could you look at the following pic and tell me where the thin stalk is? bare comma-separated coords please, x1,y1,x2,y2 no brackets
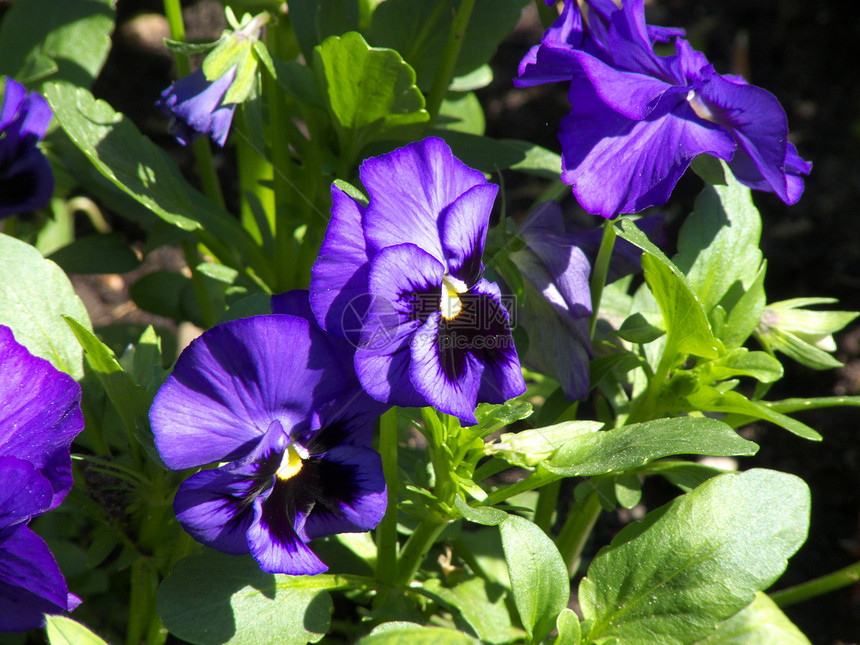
589,218,617,339
771,560,860,607
425,0,478,124
555,487,602,575
376,408,399,586
533,479,560,533
162,0,225,209
265,21,298,291
394,519,448,586
181,241,217,328
486,470,559,506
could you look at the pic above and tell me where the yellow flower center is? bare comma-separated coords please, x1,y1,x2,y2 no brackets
440,275,467,321
276,444,304,481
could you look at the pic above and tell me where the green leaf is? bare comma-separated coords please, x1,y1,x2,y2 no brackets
614,312,665,344
359,624,481,644
44,83,272,286
486,420,604,469
720,261,766,349
129,270,191,322
635,460,728,494
47,233,141,275
614,472,642,510
685,387,822,441
420,575,513,644
158,552,343,645
675,167,764,324
64,317,151,438
450,65,493,91
0,0,114,88
697,348,783,384
580,469,810,644
693,593,811,645
472,399,534,438
553,608,581,645
267,55,324,107
454,495,508,526
0,232,91,379
45,616,110,645
499,514,569,643
431,130,562,178
370,0,528,91
542,417,757,477
437,91,485,135
313,32,429,160
641,253,720,360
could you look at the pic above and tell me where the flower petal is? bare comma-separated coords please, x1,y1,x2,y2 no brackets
0,144,55,218
248,489,327,575
151,315,344,470
409,310,482,424
559,79,735,216
0,78,27,133
362,137,488,262
695,67,810,204
156,67,237,147
440,183,498,284
410,280,525,425
0,525,71,631
0,326,83,509
0,457,52,530
353,243,445,406
309,185,376,342
299,445,386,541
173,467,257,555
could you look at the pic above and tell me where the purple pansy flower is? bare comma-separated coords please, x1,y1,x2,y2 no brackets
0,78,54,218
0,325,83,631
310,137,526,425
509,203,665,399
156,67,238,147
150,297,387,575
516,0,810,217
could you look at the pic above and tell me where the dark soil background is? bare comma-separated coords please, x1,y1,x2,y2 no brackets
64,0,860,642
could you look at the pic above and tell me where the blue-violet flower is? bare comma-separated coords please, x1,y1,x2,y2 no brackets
516,0,810,217
0,78,54,218
156,67,238,147
0,325,83,631
310,137,526,425
150,298,387,575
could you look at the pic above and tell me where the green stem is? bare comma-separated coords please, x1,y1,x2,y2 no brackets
394,519,448,586
162,0,225,209
181,241,217,328
486,471,559,506
626,349,673,424
533,479,560,533
425,0,477,124
265,22,298,291
771,560,860,607
376,408,399,586
589,218,617,339
555,487,602,575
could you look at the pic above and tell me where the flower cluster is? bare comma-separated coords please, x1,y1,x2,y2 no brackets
517,0,810,217
0,78,54,218
151,139,528,571
0,326,83,631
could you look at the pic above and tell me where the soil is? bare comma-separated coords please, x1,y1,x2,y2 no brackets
74,0,860,642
